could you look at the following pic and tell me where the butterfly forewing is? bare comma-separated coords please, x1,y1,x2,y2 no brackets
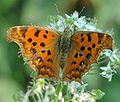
7,26,60,79
63,31,113,82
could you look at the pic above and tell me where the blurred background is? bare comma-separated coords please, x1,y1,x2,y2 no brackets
0,0,120,102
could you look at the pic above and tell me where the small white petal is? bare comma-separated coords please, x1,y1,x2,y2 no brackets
80,93,96,102
58,92,62,100
65,14,70,18
72,11,79,19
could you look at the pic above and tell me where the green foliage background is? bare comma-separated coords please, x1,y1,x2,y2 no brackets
0,0,120,102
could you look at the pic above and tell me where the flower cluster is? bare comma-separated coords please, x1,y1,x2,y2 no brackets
14,79,105,102
48,11,101,34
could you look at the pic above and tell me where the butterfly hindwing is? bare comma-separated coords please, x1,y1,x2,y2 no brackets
7,26,60,79
63,31,113,82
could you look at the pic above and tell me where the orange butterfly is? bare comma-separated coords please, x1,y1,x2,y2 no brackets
7,26,113,82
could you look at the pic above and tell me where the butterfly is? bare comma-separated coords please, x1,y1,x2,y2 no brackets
7,26,113,82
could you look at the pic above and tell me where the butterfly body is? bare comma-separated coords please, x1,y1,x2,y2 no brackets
59,33,72,68
7,26,113,82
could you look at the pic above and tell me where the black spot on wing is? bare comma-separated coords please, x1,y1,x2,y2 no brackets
41,50,45,53
86,53,91,59
81,34,83,37
32,42,37,46
46,30,48,34
79,53,83,56
76,68,80,71
81,38,84,42
72,61,77,65
37,57,43,62
20,27,27,38
92,43,96,48
34,30,40,37
47,50,51,55
40,42,45,47
87,34,91,42
47,58,53,63
98,33,104,44
75,37,78,40
43,34,47,39
74,53,78,58
52,35,55,37
87,47,91,51
79,61,84,66
27,38,32,43
80,46,85,51
98,39,101,44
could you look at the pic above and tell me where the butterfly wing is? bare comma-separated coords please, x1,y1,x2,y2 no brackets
63,31,113,82
7,26,60,79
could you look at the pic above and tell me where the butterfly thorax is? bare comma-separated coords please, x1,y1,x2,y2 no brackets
59,34,71,68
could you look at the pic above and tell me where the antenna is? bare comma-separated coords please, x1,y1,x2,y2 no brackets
78,6,85,17
54,4,60,15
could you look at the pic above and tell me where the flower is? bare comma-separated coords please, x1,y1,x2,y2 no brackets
104,49,120,62
72,92,96,102
100,62,117,81
72,93,81,102
35,78,45,91
90,89,105,100
45,85,55,95
79,93,96,102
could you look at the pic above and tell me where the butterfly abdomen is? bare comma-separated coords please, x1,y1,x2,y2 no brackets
59,35,71,68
